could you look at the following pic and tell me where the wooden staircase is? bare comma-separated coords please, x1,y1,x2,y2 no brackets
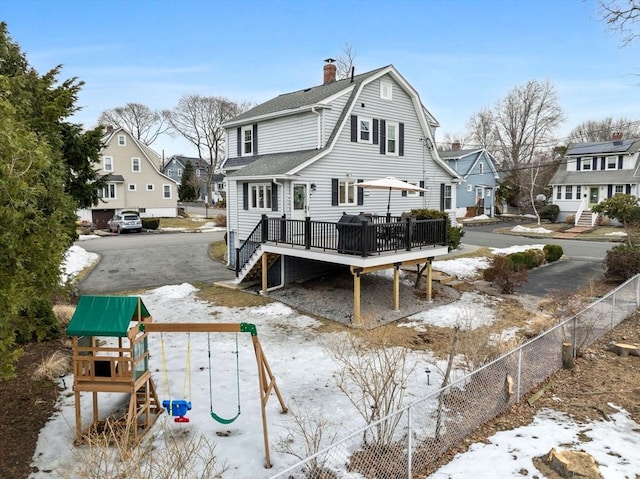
576,210,594,227
239,250,280,283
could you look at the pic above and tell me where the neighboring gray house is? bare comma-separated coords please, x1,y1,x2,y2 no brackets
439,144,500,218
549,134,640,224
221,61,461,322
163,155,225,203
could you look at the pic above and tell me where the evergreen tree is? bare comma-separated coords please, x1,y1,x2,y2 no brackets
0,22,99,378
178,161,198,202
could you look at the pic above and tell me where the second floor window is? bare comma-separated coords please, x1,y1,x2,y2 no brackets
582,158,591,170
100,184,116,199
386,122,398,155
359,118,372,143
131,157,140,172
479,162,484,174
103,156,113,172
243,126,253,155
607,156,617,169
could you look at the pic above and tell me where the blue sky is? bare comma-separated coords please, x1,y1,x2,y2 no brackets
2,0,639,156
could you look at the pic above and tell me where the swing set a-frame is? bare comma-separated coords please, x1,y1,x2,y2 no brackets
66,295,288,468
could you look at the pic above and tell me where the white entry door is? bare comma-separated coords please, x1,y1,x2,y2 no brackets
292,184,307,221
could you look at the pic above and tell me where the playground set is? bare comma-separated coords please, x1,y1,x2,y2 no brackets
66,295,288,468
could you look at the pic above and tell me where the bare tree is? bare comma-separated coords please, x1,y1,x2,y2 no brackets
163,95,250,207
98,103,168,145
336,43,356,80
568,117,640,142
599,0,640,45
437,132,466,151
466,107,498,151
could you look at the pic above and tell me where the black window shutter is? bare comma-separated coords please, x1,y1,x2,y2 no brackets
618,155,623,169
601,157,606,170
237,127,242,156
253,124,258,155
576,158,581,171
357,179,364,205
419,180,425,197
626,184,631,194
271,183,277,211
379,119,386,154
242,183,249,210
592,157,597,170
607,184,613,198
399,123,405,156
440,183,445,211
331,178,338,205
402,179,408,197
350,115,358,142
373,119,379,145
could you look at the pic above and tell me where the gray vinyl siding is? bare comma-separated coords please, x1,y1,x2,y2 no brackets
257,114,317,153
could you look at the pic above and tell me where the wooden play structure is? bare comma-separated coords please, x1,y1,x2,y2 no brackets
67,295,288,468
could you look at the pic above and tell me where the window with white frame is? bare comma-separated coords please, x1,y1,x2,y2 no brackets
100,183,116,199
339,179,357,205
443,185,452,210
177,168,182,177
467,184,473,192
163,184,171,199
565,185,573,200
242,126,253,155
128,184,136,191
406,181,419,197
615,185,624,194
146,184,154,191
131,157,140,172
479,162,484,174
250,183,272,210
358,118,372,143
117,135,126,146
576,185,582,199
556,186,561,200
167,168,173,176
196,169,200,177
380,81,392,100
582,158,591,170
607,156,617,169
103,156,113,172
386,121,398,155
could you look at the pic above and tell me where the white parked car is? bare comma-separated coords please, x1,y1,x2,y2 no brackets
107,213,142,234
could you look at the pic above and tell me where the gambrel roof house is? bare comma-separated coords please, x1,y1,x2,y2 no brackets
439,144,500,218
221,60,462,323
76,127,178,230
549,134,640,225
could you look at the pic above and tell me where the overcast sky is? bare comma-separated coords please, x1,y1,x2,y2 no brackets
2,0,639,157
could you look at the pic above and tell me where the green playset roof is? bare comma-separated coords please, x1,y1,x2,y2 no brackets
66,296,151,337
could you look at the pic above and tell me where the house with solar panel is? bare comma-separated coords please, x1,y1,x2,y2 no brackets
548,133,640,225
219,60,463,324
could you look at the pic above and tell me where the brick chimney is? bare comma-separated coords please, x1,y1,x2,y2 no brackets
323,58,337,85
612,131,623,141
451,141,461,151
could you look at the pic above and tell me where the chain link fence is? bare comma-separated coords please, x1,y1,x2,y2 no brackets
270,275,640,479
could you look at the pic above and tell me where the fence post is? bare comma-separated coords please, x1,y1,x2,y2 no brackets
407,407,412,479
280,214,286,243
516,349,522,402
261,214,268,243
235,248,240,277
304,217,311,249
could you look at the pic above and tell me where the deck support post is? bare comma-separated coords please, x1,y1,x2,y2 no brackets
426,258,433,302
261,253,268,294
393,262,401,311
352,267,362,326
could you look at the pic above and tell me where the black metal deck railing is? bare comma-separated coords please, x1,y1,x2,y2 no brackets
235,214,448,276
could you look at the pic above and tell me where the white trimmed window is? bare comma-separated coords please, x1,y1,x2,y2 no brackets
250,184,272,210
117,135,126,146
565,185,573,200
380,81,392,100
242,126,253,156
479,162,484,174
131,157,141,172
581,158,591,170
358,118,372,143
128,184,136,191
146,184,154,191
100,183,116,199
406,181,419,197
467,184,473,192
163,184,172,199
339,179,357,205
556,186,562,200
386,121,398,155
103,156,113,172
576,185,582,199
607,156,617,169
443,185,452,210
615,185,624,194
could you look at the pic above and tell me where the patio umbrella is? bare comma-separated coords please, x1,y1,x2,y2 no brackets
357,176,427,217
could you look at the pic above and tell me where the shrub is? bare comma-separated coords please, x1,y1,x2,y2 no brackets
215,214,227,227
538,204,559,222
507,252,531,269
525,248,546,267
488,255,528,294
142,218,160,230
543,244,564,262
15,298,61,344
604,244,640,281
596,215,611,227
565,214,575,225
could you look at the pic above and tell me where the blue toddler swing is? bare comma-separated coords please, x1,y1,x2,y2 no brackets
160,332,192,422
207,332,241,424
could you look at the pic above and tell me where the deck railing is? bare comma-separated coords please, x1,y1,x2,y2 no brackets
235,214,448,276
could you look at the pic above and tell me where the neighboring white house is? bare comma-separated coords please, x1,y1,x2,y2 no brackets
549,134,640,225
77,127,179,229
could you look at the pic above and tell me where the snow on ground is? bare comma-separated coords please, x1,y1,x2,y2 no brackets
606,231,627,236
31,245,640,479
511,225,553,234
